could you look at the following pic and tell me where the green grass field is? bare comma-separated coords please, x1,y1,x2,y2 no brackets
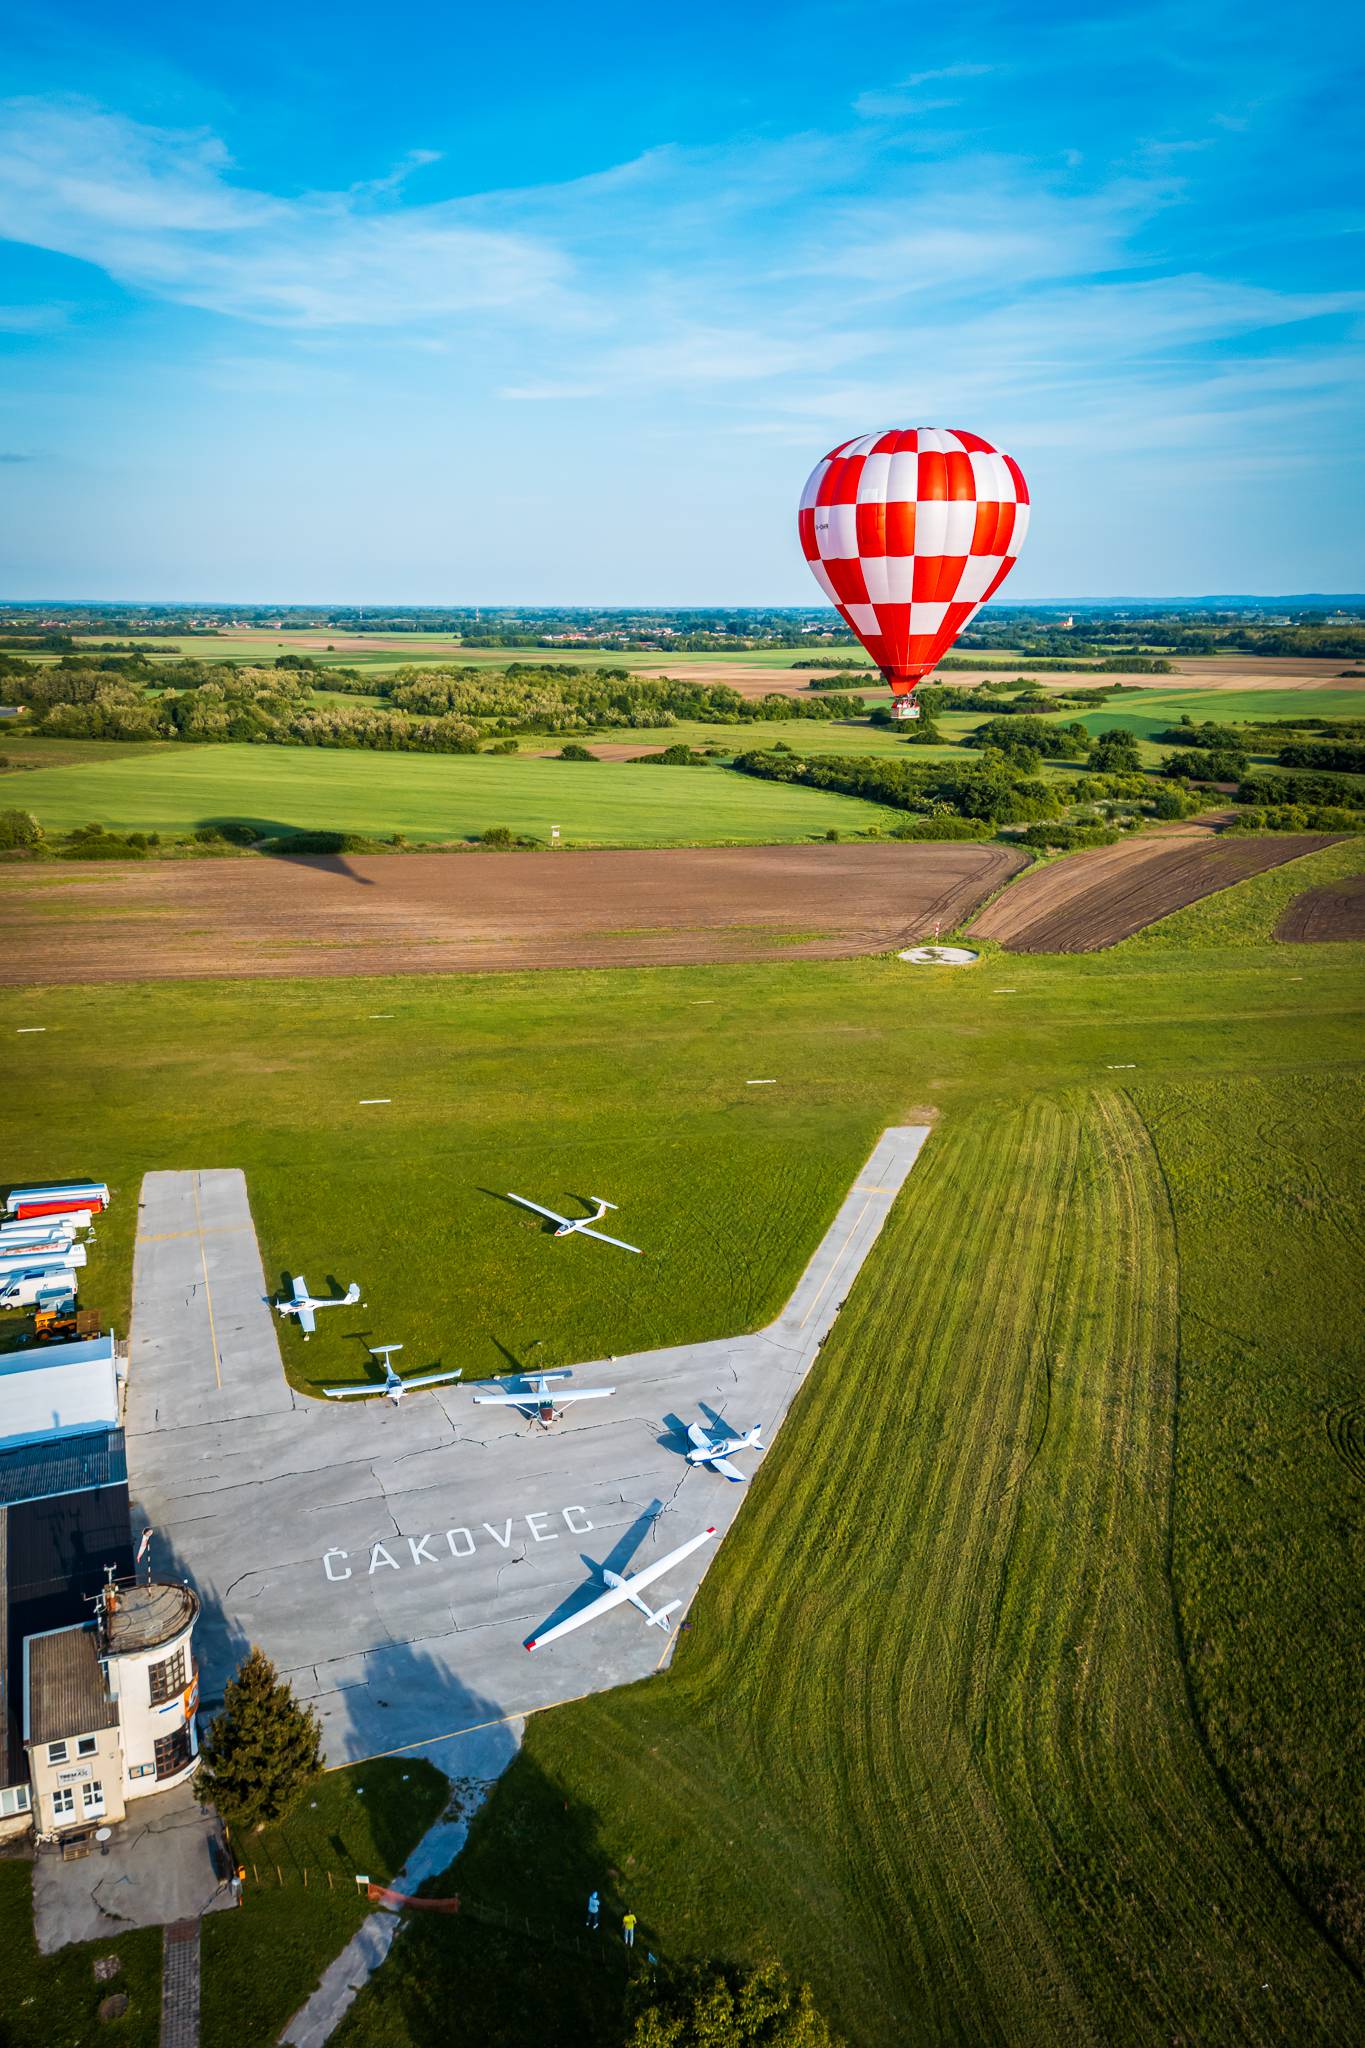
0,740,909,847
337,1077,1365,2048
0,840,1362,2043
199,1759,446,2048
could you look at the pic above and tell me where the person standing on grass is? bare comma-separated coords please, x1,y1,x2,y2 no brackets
623,1909,637,1948
586,1889,600,1931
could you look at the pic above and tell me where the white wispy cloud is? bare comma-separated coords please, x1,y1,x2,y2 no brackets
0,96,571,327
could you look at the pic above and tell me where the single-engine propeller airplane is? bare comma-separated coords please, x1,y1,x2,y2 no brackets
504,1193,642,1255
323,1343,463,1404
473,1370,615,1426
277,1276,361,1338
525,1524,717,1651
686,1421,762,1482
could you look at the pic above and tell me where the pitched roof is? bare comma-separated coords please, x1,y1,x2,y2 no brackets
24,1625,118,1746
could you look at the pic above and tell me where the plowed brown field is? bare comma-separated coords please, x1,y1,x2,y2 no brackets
1275,873,1365,943
970,831,1343,952
0,840,1025,985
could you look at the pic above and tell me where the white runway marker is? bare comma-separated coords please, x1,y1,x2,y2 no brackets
1106,1064,1137,1070
993,988,1017,993
358,1098,392,1105
368,1014,394,1019
15,1027,46,1034
746,1079,777,1086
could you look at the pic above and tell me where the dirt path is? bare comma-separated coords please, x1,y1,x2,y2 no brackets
1275,874,1365,943
0,841,1025,985
971,830,1344,953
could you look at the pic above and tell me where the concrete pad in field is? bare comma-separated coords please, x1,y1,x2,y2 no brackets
126,1133,928,1767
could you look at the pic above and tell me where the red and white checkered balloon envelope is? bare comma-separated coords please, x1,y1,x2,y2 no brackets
798,428,1029,719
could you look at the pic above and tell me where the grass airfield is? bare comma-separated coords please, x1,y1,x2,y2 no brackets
2,838,1363,2045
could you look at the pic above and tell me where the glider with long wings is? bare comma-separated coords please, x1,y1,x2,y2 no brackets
277,1276,360,1338
472,1370,615,1425
525,1525,717,1651
505,1194,642,1255
324,1343,463,1404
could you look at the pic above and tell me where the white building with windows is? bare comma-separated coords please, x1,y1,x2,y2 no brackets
23,1578,200,1842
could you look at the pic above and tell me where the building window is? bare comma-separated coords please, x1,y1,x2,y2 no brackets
52,1786,74,1819
154,1726,192,1780
46,1741,68,1765
77,1736,98,1758
148,1647,187,1705
82,1781,104,1815
0,1784,31,1817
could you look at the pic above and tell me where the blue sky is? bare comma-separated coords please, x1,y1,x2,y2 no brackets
0,0,1360,601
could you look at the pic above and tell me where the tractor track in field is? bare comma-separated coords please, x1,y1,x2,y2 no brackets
970,829,1346,953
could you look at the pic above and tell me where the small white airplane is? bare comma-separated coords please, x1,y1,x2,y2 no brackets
473,1370,615,1426
277,1275,361,1338
323,1343,463,1404
686,1421,762,1482
504,1193,642,1255
525,1525,717,1651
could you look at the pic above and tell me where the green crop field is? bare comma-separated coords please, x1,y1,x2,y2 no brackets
1,839,1362,2044
0,740,909,847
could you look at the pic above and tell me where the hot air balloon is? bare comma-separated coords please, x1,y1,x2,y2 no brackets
798,428,1028,720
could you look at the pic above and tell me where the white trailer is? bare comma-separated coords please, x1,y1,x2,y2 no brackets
0,1270,78,1310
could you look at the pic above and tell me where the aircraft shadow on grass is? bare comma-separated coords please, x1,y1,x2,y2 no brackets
523,1498,666,1648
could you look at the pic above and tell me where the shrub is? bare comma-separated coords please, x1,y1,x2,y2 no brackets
264,830,372,855
557,742,595,761
1019,821,1121,851
1149,786,1203,820
643,743,709,766
889,816,992,840
0,807,42,850
1225,805,1362,834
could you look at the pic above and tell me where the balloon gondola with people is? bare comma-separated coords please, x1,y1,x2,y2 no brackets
798,428,1029,719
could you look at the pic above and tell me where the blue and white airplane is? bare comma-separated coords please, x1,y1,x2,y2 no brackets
686,1422,762,1482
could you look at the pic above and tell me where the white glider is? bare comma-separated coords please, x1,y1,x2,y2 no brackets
686,1421,762,1483
277,1276,361,1338
525,1524,717,1651
324,1343,462,1404
473,1370,615,1425
505,1193,642,1255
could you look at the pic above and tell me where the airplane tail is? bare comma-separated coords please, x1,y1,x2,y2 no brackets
589,1198,617,1214
343,1283,361,1304
646,1598,682,1630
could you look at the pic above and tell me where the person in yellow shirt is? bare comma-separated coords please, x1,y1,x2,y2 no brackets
622,1910,637,1948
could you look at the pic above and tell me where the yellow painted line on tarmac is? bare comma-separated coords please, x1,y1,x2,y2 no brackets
136,1227,250,1243
191,1174,223,1392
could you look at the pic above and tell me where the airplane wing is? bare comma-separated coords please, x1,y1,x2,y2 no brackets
322,1384,380,1399
525,1525,717,1651
686,1422,711,1449
297,1303,317,1334
575,1228,643,1255
397,1369,464,1391
708,1455,748,1483
471,1389,535,1406
506,1193,570,1226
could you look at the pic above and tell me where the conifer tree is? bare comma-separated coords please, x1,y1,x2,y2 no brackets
198,1645,322,1830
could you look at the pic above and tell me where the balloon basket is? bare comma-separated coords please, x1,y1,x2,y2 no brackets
892,701,921,722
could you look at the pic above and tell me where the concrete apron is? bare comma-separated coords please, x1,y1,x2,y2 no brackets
125,1131,930,1769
